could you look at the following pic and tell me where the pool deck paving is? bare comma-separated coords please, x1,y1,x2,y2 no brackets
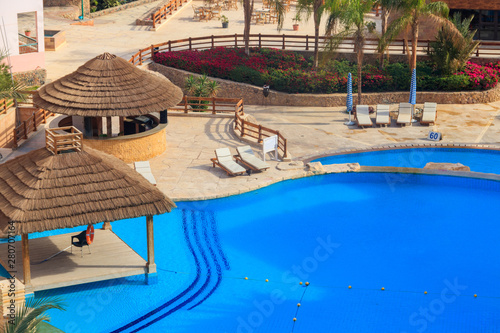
2,2,499,202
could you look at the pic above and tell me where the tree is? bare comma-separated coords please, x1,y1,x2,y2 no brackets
378,0,455,72
296,0,330,68
374,0,399,68
3,296,66,333
428,12,479,75
325,0,375,104
242,0,285,56
185,74,220,110
0,53,26,102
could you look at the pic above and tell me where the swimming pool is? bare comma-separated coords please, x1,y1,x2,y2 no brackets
38,172,500,332
313,148,500,174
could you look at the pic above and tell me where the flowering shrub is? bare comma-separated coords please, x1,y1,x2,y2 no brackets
455,62,499,90
153,48,499,94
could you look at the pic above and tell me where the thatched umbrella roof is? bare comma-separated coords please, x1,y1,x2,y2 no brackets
0,146,176,235
33,52,183,117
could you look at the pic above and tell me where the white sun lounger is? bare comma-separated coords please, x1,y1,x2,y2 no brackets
235,145,270,172
375,104,391,126
397,102,413,125
211,148,246,176
355,105,373,127
134,161,157,186
421,102,437,125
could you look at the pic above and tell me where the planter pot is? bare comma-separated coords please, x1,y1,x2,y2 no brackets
25,31,31,37
222,22,228,28
293,24,299,31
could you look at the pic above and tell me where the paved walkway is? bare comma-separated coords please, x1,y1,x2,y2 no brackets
43,0,354,80
4,2,494,202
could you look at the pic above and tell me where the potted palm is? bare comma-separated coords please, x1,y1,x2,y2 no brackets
220,15,229,28
292,14,300,31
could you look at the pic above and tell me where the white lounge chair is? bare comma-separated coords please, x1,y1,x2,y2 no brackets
397,102,413,125
421,102,437,125
375,104,391,126
134,161,156,186
355,105,373,128
211,148,246,176
235,145,270,172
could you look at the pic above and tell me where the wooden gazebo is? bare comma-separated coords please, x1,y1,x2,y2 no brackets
33,52,183,162
0,127,176,293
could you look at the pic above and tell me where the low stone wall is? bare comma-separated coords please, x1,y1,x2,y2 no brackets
83,125,167,163
149,63,500,106
89,0,160,18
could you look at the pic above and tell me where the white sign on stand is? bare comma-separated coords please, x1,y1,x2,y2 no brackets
263,135,279,161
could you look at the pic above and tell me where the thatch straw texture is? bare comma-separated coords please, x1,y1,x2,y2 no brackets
33,52,183,117
0,147,176,235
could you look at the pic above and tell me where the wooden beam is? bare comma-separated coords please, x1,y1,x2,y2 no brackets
21,234,31,287
146,215,156,274
106,116,112,137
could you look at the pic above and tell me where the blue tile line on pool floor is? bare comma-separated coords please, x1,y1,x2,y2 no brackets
110,209,230,333
187,211,226,310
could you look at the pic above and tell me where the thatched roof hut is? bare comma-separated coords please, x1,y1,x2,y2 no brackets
0,145,175,235
33,52,183,117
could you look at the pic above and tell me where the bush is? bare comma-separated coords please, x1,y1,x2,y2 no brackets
153,48,500,94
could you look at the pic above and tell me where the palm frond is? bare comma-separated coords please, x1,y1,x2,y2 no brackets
378,12,412,53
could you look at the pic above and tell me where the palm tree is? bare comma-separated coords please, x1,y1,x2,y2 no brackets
378,0,454,72
0,53,26,102
296,0,331,68
3,296,66,333
374,0,399,68
325,0,375,104
242,0,285,56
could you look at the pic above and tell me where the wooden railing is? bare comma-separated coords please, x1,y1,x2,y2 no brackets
129,34,500,65
151,0,188,29
45,126,82,155
170,96,243,114
0,99,14,116
170,96,288,158
12,109,54,148
234,100,288,158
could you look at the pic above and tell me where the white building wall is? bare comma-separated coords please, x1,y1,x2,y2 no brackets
0,0,45,72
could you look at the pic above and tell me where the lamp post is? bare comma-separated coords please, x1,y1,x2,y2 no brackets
79,0,84,20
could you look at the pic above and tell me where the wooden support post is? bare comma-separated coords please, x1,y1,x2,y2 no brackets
119,116,124,136
22,234,31,287
97,117,103,137
32,112,37,132
102,221,112,230
106,116,112,137
146,215,156,274
23,122,28,140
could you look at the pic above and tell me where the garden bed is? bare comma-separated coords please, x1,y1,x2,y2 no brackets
153,47,500,94
149,62,500,106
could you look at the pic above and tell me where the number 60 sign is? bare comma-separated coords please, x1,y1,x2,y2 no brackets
427,131,442,141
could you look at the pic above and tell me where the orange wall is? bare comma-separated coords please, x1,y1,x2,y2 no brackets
442,0,500,10
0,109,16,148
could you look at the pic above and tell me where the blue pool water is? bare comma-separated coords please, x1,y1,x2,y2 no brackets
33,173,500,332
313,148,500,174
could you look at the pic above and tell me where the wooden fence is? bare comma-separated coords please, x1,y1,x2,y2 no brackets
0,99,14,116
170,96,244,114
129,33,500,65
170,96,289,158
12,109,54,148
151,0,188,29
233,100,288,158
